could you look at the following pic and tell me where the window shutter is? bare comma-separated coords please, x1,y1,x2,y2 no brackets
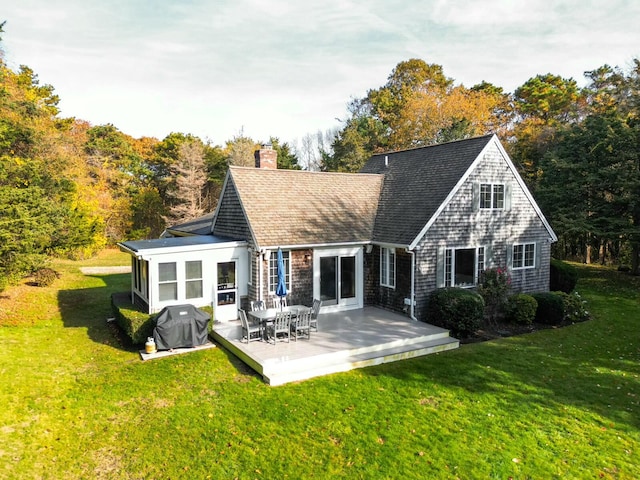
436,246,445,288
535,242,541,268
506,244,513,270
472,182,480,211
504,183,512,211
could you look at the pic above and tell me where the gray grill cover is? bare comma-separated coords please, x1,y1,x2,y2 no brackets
152,305,210,350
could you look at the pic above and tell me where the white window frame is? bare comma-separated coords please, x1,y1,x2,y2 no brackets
185,260,203,299
443,246,485,287
158,262,177,301
380,247,396,288
480,183,505,209
512,243,536,270
268,250,291,294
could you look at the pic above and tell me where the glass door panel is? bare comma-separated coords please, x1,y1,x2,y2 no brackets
340,256,356,299
216,260,237,322
320,256,337,305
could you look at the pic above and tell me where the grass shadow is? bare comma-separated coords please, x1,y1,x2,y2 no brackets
57,273,138,352
361,264,640,431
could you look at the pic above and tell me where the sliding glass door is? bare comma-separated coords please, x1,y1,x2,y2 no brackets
315,248,362,310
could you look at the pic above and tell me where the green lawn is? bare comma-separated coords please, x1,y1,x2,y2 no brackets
0,251,638,479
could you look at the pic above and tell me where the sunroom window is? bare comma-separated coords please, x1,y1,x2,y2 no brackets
158,262,177,301
185,260,203,299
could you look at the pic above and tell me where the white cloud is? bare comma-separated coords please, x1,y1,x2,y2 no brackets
2,0,640,145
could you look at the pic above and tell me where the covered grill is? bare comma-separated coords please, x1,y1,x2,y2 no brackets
152,305,210,350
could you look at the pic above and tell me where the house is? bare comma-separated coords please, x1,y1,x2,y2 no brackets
118,134,557,322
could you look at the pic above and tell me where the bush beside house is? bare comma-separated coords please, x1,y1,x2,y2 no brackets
530,292,565,325
111,293,214,344
550,259,578,293
426,287,485,338
111,293,156,344
504,293,538,326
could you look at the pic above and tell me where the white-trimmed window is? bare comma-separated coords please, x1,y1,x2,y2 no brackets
185,260,203,299
480,183,505,209
269,250,290,293
380,247,396,288
133,258,148,297
443,246,485,287
158,262,177,301
513,243,535,269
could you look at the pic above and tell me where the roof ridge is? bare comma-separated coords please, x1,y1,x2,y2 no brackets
371,133,494,157
229,166,382,177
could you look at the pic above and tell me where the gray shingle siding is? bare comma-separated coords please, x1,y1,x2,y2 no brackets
364,135,493,246
212,178,253,243
411,142,553,321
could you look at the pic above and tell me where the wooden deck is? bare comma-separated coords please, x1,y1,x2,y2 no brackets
211,307,459,386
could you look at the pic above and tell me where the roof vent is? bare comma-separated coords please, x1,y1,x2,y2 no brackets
384,155,389,167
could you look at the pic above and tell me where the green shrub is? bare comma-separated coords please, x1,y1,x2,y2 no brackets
531,292,565,325
32,267,60,287
426,287,484,338
110,294,215,344
477,267,511,324
111,294,155,345
199,305,214,333
504,293,537,326
550,259,578,293
556,291,590,323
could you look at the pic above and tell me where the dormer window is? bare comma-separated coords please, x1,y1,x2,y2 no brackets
480,183,504,209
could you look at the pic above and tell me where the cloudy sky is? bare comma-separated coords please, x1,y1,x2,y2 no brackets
2,0,639,147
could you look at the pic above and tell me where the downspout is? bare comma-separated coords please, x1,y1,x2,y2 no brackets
407,248,417,321
258,249,264,302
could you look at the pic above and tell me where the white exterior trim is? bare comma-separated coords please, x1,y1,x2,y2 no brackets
313,246,364,313
409,135,557,250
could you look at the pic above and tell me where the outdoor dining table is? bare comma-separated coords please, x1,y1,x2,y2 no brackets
248,305,311,342
248,305,310,326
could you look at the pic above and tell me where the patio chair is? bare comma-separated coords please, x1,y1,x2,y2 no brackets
310,298,321,331
251,300,265,311
239,309,262,343
266,311,291,344
271,296,288,309
291,309,311,341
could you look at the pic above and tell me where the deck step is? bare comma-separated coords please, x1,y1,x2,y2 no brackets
263,336,459,386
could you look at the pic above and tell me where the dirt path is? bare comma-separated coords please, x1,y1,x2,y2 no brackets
80,266,131,275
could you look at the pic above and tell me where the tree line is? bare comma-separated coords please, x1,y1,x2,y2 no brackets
320,58,640,274
1,22,639,290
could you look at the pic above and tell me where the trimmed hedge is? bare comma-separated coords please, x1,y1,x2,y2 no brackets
504,293,537,326
111,294,155,344
530,292,565,326
111,293,215,345
425,287,484,338
550,259,578,293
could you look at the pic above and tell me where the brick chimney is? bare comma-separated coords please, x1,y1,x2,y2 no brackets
254,144,277,169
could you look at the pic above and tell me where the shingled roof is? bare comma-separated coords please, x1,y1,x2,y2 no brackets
228,167,383,248
165,212,215,236
360,134,494,246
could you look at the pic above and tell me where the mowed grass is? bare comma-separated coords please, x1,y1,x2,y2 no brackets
0,251,638,479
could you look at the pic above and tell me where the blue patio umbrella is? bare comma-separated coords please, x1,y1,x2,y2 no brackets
275,247,287,309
